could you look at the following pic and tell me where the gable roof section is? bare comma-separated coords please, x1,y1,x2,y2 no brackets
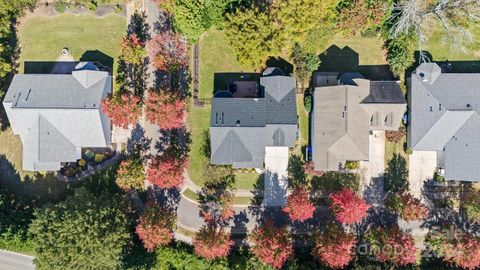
312,84,370,171
262,76,297,125
410,63,480,180
363,81,406,104
4,71,109,109
38,115,77,162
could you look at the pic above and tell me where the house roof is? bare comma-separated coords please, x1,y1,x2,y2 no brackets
312,77,406,172
210,69,297,168
3,63,112,171
409,62,480,181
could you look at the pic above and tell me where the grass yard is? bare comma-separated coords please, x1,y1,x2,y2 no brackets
297,94,309,149
385,135,408,168
17,14,126,89
198,28,255,99
182,188,253,205
425,26,480,61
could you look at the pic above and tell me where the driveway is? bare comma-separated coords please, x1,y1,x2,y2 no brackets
263,147,289,207
409,151,436,198
360,130,385,205
0,250,34,270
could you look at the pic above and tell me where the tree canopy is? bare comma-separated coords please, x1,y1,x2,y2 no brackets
29,188,130,270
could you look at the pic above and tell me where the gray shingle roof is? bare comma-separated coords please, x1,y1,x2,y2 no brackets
312,77,406,171
210,70,297,168
409,62,480,181
3,64,112,171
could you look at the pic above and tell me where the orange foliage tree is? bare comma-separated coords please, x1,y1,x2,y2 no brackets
282,187,315,222
192,225,234,260
313,224,356,269
330,188,370,224
147,31,188,72
101,93,142,129
250,220,293,269
135,202,175,252
144,90,185,130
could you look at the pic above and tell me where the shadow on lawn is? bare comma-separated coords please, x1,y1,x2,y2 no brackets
23,50,114,75
317,45,394,80
405,51,480,76
0,154,69,203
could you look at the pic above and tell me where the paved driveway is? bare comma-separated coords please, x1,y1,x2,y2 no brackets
263,147,289,207
409,151,436,197
360,130,385,205
0,251,34,270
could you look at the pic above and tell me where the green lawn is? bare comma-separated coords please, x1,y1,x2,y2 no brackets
297,94,309,148
425,26,480,61
18,14,126,89
385,135,408,167
198,28,255,99
182,188,253,205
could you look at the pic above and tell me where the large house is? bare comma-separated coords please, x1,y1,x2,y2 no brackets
311,72,406,171
2,62,112,171
209,67,297,169
408,62,480,181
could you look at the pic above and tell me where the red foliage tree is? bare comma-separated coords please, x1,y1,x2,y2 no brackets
146,155,188,189
313,224,356,269
386,192,429,221
101,93,142,129
330,188,370,224
366,226,416,266
135,202,175,252
192,225,234,260
147,31,188,72
427,227,480,270
144,90,185,130
282,187,315,222
250,220,293,269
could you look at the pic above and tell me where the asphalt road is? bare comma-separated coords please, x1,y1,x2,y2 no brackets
0,250,34,270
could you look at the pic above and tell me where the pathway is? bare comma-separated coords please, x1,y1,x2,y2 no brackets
360,130,385,206
409,151,436,198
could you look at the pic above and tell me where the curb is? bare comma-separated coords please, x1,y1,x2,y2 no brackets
180,192,251,208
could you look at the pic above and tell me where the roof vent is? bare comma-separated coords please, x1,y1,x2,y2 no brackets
467,104,471,109
236,120,240,127
419,72,425,78
25,89,32,101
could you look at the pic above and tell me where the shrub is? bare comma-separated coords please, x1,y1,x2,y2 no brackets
303,94,312,113
94,153,105,163
386,126,406,143
84,150,95,160
78,159,86,167
55,1,68,13
345,161,359,170
464,192,480,223
311,171,359,193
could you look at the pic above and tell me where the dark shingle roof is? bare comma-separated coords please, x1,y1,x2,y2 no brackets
210,71,297,168
363,81,406,104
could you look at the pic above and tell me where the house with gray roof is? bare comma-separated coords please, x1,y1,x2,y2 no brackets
2,62,112,171
408,62,480,181
311,72,406,171
210,67,297,168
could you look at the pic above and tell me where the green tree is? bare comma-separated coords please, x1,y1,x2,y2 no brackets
272,0,338,44
384,154,409,193
30,188,130,270
384,33,416,78
225,7,282,70
173,0,230,42
291,43,320,89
